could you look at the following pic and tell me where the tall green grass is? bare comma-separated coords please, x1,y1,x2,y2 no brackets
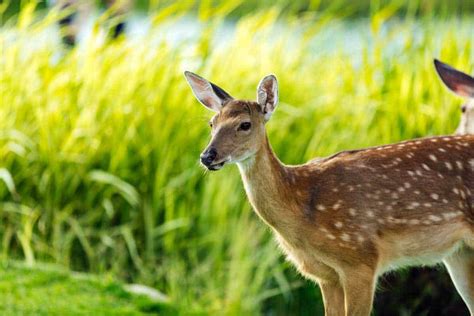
1,1,473,314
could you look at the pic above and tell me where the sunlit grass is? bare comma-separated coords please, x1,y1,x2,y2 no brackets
0,1,473,314
0,261,168,315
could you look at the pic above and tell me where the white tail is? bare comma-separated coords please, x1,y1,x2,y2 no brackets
185,70,474,316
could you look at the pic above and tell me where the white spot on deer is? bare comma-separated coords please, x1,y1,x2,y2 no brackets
469,159,474,170
398,187,405,193
429,154,437,162
442,199,448,204
430,138,438,143
357,235,365,243
404,182,411,189
438,148,446,153
333,202,341,210
445,162,453,170
443,212,458,220
428,215,442,222
430,193,439,200
416,169,423,176
341,233,351,242
348,185,354,191
409,219,420,225
317,204,326,211
456,161,463,170
391,192,399,199
422,164,431,171
377,219,385,224
334,221,343,229
453,188,460,195
366,211,374,217
424,203,432,207
414,190,420,195
349,208,357,216
326,234,336,240
437,173,444,179
377,201,384,206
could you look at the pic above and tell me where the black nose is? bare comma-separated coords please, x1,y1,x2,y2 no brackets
200,148,217,166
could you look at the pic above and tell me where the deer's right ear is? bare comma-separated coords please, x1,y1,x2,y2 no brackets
434,59,474,98
257,74,278,121
184,71,233,112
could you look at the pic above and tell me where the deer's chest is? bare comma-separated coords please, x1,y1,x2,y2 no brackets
273,230,337,282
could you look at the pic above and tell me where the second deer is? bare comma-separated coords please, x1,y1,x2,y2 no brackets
435,59,474,135
185,65,474,315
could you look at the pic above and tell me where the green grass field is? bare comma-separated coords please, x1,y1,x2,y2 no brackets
1,1,473,314
0,261,169,315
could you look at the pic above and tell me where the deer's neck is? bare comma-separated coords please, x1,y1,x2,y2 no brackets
237,136,294,229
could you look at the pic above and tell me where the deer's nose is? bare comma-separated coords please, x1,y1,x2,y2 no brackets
200,148,217,166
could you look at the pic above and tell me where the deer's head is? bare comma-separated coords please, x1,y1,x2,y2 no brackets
434,59,474,134
184,72,278,170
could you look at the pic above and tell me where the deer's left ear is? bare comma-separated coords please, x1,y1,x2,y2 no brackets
434,59,474,98
184,71,233,112
257,74,278,121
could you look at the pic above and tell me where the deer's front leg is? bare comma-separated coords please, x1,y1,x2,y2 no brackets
341,266,377,316
319,280,345,316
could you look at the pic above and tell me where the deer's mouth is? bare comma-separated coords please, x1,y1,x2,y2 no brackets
208,160,227,171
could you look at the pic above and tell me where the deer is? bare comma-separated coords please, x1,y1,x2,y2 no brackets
435,59,474,135
184,68,474,316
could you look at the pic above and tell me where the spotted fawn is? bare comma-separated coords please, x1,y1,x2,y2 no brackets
184,66,474,316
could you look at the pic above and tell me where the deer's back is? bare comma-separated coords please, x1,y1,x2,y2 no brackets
285,135,474,271
308,135,474,223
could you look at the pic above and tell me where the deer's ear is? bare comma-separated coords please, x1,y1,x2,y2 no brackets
257,74,278,121
434,59,474,98
184,71,233,112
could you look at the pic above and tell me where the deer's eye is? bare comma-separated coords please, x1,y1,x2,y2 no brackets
239,122,251,131
209,121,213,128
461,105,467,113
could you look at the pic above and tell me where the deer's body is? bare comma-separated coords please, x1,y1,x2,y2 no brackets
240,132,474,270
185,62,474,315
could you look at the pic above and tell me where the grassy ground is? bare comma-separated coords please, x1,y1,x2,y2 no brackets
0,261,170,315
1,1,473,314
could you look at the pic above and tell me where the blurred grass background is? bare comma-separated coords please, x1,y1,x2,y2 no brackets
1,0,473,314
